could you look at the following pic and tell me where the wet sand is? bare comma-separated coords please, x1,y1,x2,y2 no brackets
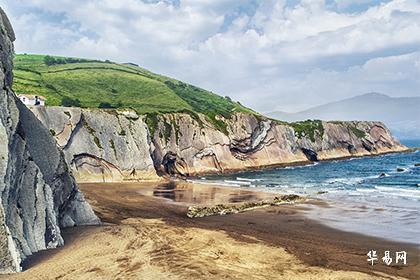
2,181,419,279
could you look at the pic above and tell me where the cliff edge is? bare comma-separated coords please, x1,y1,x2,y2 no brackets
29,107,407,182
0,8,99,273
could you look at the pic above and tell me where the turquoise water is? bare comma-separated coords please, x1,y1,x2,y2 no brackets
193,140,420,245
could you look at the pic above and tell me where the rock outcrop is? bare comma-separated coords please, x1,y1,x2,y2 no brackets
0,9,99,273
30,107,159,182
31,107,407,181
150,113,407,176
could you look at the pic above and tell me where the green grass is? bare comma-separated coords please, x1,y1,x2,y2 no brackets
349,126,367,139
289,120,324,142
13,54,254,132
330,121,367,139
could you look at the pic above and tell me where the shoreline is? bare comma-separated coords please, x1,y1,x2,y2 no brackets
189,147,410,177
3,181,418,279
75,148,412,184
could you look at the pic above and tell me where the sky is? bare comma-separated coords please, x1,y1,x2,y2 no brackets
1,0,420,113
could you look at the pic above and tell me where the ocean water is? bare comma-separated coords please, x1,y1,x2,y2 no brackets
193,140,420,245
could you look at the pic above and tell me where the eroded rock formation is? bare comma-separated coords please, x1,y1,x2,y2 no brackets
149,113,407,176
0,9,99,273
30,107,159,182
31,107,407,181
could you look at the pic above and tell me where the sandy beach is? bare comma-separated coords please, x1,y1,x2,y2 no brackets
2,181,419,280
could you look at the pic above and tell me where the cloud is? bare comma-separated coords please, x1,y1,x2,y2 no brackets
1,0,419,112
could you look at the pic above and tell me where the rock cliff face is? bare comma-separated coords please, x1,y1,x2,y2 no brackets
149,113,407,176
30,107,159,182
31,107,407,181
0,9,99,273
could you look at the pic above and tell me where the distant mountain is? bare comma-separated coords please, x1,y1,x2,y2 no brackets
267,93,420,139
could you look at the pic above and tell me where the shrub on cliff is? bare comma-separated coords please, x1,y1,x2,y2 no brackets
61,96,81,107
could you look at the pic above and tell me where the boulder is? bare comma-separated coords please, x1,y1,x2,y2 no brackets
379,173,388,178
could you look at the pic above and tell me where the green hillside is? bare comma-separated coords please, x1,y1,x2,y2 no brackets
12,54,255,131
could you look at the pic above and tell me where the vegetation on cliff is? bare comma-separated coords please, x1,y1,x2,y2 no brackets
289,120,324,142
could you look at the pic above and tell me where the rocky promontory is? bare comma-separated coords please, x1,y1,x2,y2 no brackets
29,106,407,182
0,8,99,273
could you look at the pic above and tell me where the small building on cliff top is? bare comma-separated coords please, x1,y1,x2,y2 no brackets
18,94,46,106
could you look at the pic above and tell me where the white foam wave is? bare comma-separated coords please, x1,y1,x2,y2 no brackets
284,162,319,170
324,176,375,185
374,186,420,194
344,186,420,200
355,188,376,193
224,180,252,186
236,177,262,182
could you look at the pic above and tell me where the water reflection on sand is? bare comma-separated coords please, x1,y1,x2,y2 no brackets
138,180,276,206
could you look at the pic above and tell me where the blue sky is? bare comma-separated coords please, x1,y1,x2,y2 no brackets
1,0,419,112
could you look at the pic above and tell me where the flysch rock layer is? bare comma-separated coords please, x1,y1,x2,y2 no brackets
30,107,160,182
0,8,99,273
151,113,407,176
31,107,407,181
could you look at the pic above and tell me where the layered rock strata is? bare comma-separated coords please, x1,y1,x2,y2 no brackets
31,107,407,181
0,8,99,273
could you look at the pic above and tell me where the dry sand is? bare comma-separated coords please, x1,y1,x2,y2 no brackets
2,181,418,280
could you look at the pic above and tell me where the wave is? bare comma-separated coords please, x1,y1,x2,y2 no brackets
236,177,262,182
224,180,252,186
324,175,376,185
345,186,420,200
374,186,420,194
355,188,376,193
284,162,319,170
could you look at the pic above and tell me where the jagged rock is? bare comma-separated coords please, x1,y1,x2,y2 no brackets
0,9,99,273
161,151,189,178
379,173,388,178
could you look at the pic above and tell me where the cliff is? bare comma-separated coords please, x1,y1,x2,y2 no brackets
29,107,407,181
30,107,159,182
0,8,99,273
149,113,407,176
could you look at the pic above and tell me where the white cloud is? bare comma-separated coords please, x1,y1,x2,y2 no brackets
1,0,420,112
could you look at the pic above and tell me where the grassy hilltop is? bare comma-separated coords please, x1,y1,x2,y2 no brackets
13,54,327,138
13,54,255,132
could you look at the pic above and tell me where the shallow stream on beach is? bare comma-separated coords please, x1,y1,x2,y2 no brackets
187,140,420,246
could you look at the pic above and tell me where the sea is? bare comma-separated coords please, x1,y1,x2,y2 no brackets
191,139,420,246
